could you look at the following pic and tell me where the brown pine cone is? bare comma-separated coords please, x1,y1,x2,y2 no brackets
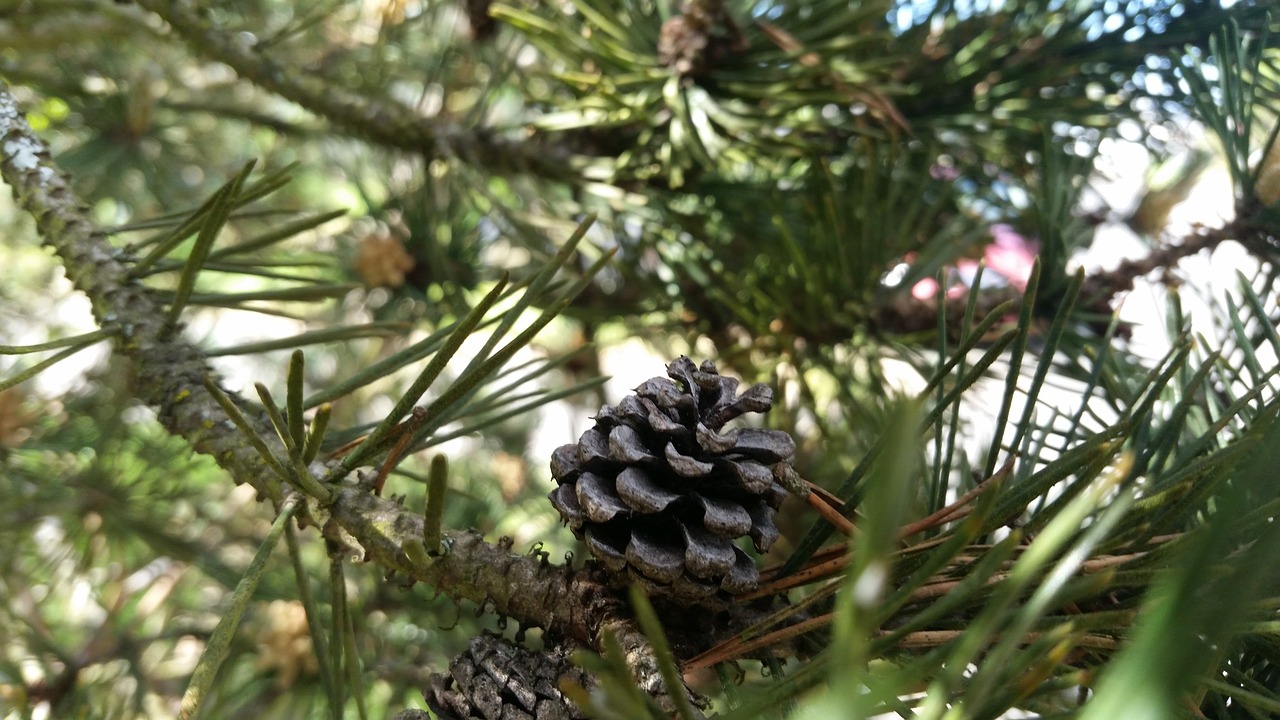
549,356,794,604
425,635,591,720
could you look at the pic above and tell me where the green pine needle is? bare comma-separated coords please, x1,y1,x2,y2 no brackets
0,335,113,392
206,322,411,357
179,496,299,720
165,161,258,326
337,275,509,472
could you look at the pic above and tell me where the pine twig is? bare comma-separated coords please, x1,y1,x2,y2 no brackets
131,0,573,180
0,81,287,509
0,81,701,712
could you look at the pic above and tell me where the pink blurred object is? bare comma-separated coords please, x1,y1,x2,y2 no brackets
984,224,1039,291
911,276,941,300
909,225,1039,299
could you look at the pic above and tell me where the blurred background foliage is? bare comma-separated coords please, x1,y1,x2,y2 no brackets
1,0,1279,718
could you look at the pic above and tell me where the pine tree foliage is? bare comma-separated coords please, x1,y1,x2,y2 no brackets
1,0,1279,718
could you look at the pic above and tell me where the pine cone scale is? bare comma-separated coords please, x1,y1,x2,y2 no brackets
747,502,780,552
609,425,657,464
550,444,581,482
723,458,774,494
576,472,630,523
642,398,689,436
548,484,584,526
681,525,737,578
628,528,686,583
696,423,738,453
578,428,610,467
616,467,681,513
665,442,715,476
727,428,795,462
697,495,753,536
584,526,627,571
721,548,758,593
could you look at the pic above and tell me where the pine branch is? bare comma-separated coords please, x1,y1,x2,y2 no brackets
0,79,705,714
328,510,707,714
0,82,288,508
129,0,574,180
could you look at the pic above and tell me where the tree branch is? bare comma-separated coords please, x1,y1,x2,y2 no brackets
130,0,574,181
0,83,287,508
0,79,700,713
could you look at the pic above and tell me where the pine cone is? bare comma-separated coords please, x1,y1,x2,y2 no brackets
549,356,794,604
425,635,591,720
